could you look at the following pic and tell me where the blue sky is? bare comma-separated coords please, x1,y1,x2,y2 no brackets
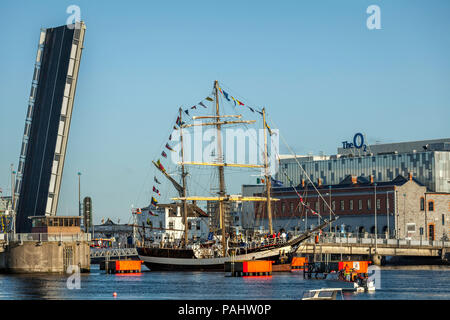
0,0,449,224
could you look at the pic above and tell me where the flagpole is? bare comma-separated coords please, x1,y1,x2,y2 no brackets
262,108,273,235
214,80,227,257
179,107,189,248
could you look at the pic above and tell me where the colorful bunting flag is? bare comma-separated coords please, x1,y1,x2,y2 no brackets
161,151,167,158
154,176,161,184
222,90,231,101
184,109,189,116
156,159,166,172
248,107,255,112
149,210,159,217
166,143,175,152
205,97,213,101
190,105,197,109
199,102,207,108
151,197,158,206
169,134,172,140
265,121,273,136
153,186,160,196
236,99,244,106
173,125,178,130
176,116,182,126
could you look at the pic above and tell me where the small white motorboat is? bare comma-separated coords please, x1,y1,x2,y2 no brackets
301,288,344,300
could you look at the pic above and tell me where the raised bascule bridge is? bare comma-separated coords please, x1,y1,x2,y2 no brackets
0,22,89,273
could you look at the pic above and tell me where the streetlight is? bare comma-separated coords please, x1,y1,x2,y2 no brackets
403,193,406,239
78,172,82,218
328,185,332,233
374,182,377,251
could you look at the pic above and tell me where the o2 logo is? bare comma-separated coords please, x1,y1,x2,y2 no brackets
342,133,368,152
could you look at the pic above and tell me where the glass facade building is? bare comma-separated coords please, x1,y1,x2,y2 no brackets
276,141,450,194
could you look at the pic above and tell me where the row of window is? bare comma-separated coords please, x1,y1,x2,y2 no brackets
274,198,385,215
420,198,434,211
147,220,201,230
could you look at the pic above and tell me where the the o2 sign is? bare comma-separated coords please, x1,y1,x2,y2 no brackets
342,133,368,152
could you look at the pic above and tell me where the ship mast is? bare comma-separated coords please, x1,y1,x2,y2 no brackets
179,107,189,247
214,80,227,257
262,108,273,235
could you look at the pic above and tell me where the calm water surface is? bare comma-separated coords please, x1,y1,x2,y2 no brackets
0,265,449,300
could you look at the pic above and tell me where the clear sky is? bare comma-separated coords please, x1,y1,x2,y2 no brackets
0,0,449,224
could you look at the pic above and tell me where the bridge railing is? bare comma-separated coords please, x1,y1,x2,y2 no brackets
90,247,138,258
308,232,450,248
7,233,91,243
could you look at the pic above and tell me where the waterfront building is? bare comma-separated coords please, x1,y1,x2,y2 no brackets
249,174,450,241
93,218,134,247
14,22,86,233
276,138,450,193
136,203,210,245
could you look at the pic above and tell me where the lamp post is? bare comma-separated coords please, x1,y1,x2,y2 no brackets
386,191,390,238
78,172,82,218
403,193,406,239
374,183,377,251
329,185,332,232
10,164,16,237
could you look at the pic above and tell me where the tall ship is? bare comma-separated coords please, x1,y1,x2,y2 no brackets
135,81,336,271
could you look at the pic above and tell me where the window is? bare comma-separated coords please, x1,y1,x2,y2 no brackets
406,223,416,233
428,201,434,211
169,221,174,229
197,223,201,230
332,201,336,211
290,202,294,214
358,200,362,210
187,222,191,230
377,199,381,210
340,200,344,211
420,197,425,211
367,199,371,210
442,214,445,226
349,200,353,211
315,202,319,212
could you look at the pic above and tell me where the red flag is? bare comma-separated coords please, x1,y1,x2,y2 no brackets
161,151,167,158
166,143,175,152
156,159,165,172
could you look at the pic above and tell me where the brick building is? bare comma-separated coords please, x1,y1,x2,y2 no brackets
251,174,450,241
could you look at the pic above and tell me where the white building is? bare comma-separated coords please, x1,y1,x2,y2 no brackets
136,203,210,245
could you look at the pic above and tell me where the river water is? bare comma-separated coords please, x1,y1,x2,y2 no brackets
0,265,449,300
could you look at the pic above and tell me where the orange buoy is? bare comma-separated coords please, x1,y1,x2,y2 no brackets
113,292,117,297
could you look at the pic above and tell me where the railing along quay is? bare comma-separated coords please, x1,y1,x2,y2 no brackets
4,233,91,243
305,232,450,249
90,247,138,259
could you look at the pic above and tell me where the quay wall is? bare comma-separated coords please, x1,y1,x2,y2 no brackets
0,241,90,273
